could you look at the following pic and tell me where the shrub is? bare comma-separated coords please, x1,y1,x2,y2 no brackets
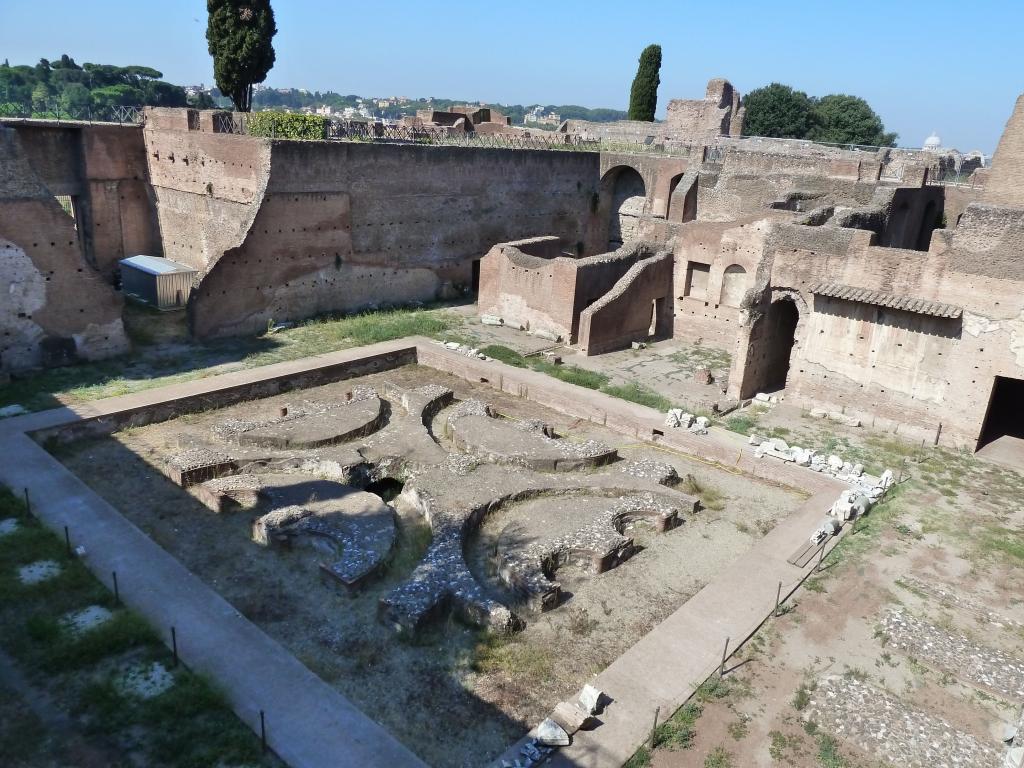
248,110,327,140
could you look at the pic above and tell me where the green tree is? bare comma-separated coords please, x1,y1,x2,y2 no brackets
742,83,814,138
31,82,50,111
627,44,661,122
206,0,277,112
58,82,92,114
809,94,897,147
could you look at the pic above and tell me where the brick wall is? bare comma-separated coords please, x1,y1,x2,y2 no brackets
984,94,1024,209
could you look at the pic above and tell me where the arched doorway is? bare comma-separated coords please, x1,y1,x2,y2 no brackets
757,298,799,391
605,166,646,249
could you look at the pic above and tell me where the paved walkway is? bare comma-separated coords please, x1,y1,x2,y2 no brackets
0,341,426,768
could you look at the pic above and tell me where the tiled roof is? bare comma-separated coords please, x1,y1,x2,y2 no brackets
810,282,962,319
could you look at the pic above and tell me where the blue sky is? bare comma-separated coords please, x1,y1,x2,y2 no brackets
1,0,1020,152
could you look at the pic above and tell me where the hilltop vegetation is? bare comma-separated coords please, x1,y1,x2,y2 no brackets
0,54,207,117
0,53,628,125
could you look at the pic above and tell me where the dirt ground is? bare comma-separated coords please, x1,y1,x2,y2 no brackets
633,396,1024,768
54,364,805,768
445,325,1024,767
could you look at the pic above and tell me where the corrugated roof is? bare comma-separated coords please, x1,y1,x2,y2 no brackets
120,255,197,276
810,282,962,319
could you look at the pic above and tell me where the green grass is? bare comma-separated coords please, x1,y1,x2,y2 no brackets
0,305,461,413
624,746,652,768
725,414,758,436
681,474,727,512
0,485,275,766
653,677,735,751
817,734,852,767
471,630,555,684
792,682,813,711
482,345,722,418
479,344,528,368
601,382,672,411
978,527,1024,565
705,746,734,768
480,345,610,389
723,405,769,437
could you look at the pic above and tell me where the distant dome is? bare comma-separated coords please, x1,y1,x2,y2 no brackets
923,132,942,150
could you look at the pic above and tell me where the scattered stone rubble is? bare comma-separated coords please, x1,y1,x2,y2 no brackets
807,472,895,545
499,684,605,766
497,492,685,610
18,559,61,585
749,434,895,496
664,408,709,434
441,340,488,359
61,605,113,635
118,661,175,699
881,607,1024,700
897,575,1024,630
806,674,1003,768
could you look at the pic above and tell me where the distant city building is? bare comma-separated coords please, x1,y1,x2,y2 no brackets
923,132,943,151
524,106,561,127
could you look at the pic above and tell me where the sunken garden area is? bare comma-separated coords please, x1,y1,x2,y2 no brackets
45,357,804,766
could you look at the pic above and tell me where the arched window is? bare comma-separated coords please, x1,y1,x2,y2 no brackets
720,264,747,307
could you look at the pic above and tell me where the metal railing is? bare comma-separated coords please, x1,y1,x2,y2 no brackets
321,121,602,152
926,170,985,189
0,101,145,125
213,111,247,135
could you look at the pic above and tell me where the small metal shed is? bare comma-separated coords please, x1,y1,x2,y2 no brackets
119,255,197,310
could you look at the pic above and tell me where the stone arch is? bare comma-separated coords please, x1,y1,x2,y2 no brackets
720,264,747,307
602,165,647,249
733,289,807,398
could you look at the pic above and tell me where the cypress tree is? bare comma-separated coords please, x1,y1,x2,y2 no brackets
206,0,277,112
628,44,662,122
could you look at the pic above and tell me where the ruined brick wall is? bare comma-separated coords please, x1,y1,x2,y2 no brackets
143,120,604,338
983,94,1024,209
577,250,673,355
715,212,1024,447
80,125,161,276
2,121,160,279
945,203,1024,281
477,239,579,340
478,239,654,343
671,216,775,348
665,79,743,141
0,127,128,372
696,151,884,222
144,126,271,273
